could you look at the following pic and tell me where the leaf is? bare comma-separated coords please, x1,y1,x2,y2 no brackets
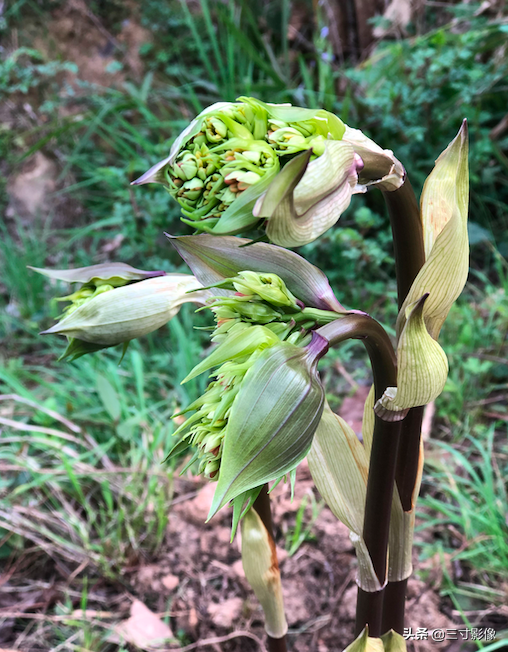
308,403,383,592
96,374,121,422
29,263,165,285
255,141,360,247
397,121,469,340
375,295,449,420
361,385,375,458
169,234,345,312
381,630,408,652
308,402,368,535
343,628,385,652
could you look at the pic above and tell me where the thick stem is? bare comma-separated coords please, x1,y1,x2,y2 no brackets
383,177,425,310
381,579,408,635
253,487,288,652
381,178,426,634
355,415,402,637
318,314,401,637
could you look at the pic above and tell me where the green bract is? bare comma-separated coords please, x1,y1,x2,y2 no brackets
134,97,404,246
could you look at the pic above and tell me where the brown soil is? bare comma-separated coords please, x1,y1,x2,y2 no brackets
1,460,492,652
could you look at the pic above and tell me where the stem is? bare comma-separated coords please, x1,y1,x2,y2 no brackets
381,579,408,635
318,314,401,637
380,178,426,634
253,486,288,652
383,177,425,309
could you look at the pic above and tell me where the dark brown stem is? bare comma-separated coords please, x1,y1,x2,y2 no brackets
383,177,425,310
381,579,408,635
318,314,401,637
253,486,288,652
380,177,426,634
395,407,424,512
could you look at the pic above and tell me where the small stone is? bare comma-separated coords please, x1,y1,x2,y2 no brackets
208,597,244,628
161,574,179,591
232,559,245,578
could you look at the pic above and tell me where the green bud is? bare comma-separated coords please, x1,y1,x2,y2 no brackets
207,334,328,519
41,274,210,358
134,97,404,243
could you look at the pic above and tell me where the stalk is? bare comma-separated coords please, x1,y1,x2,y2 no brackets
380,178,426,634
317,314,400,637
253,486,288,652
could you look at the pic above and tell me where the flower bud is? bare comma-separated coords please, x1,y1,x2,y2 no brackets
167,266,337,527
134,97,404,245
40,274,209,359
207,335,327,519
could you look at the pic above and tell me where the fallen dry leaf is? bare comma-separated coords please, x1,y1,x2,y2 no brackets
113,599,174,650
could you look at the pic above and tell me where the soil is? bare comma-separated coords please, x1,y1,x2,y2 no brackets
2,457,501,652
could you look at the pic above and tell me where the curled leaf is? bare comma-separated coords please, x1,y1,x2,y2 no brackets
375,295,449,421
397,121,469,339
254,141,362,247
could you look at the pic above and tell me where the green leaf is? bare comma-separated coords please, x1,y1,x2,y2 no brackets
255,141,360,247
343,628,385,652
241,507,287,638
381,630,408,652
308,402,368,535
397,121,469,340
29,263,165,285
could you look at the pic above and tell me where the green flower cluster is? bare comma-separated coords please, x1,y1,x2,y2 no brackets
168,271,336,483
134,98,346,235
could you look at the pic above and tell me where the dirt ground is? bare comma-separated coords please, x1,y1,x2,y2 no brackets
2,458,504,652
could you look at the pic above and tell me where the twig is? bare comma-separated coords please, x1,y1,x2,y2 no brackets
0,394,81,433
168,631,268,652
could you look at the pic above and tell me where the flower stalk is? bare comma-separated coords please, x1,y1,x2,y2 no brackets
317,315,401,637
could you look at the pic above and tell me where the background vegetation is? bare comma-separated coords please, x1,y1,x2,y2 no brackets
1,1,507,650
